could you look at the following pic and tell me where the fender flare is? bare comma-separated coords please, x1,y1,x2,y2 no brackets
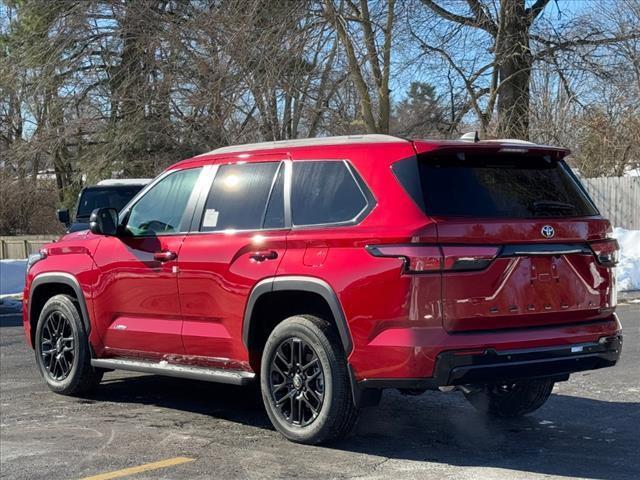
242,276,353,354
29,272,92,334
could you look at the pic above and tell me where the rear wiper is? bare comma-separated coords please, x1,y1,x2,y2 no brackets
530,200,576,212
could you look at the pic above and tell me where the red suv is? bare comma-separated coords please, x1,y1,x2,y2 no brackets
23,135,622,444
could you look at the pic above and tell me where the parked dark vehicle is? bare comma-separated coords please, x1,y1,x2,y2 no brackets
27,135,621,444
57,179,150,233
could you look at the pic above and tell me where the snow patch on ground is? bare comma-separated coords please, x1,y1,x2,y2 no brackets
611,228,640,292
0,260,27,296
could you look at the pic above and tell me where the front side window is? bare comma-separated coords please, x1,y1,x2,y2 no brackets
291,161,369,226
200,162,282,231
126,168,201,236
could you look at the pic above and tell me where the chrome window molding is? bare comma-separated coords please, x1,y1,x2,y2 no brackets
289,159,376,230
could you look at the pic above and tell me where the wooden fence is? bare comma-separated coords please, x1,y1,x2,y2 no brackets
582,177,640,230
0,235,58,260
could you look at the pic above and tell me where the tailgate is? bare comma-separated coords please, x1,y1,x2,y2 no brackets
437,219,616,332
392,143,618,332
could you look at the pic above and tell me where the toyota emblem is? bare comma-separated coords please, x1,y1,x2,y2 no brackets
541,225,555,239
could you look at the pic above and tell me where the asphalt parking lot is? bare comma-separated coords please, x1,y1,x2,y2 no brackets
1,305,638,480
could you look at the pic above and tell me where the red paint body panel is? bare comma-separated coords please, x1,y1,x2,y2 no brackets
22,230,103,350
23,138,621,386
91,235,186,356
177,230,287,366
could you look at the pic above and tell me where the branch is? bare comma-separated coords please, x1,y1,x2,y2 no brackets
526,0,551,22
466,0,497,34
415,39,486,122
322,0,378,132
533,31,640,59
419,0,491,33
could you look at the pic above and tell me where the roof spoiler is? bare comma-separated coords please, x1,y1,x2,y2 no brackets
413,135,570,160
459,131,536,146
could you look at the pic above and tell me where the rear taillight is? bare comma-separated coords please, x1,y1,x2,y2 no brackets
366,245,499,273
441,246,500,271
366,245,441,272
589,239,619,267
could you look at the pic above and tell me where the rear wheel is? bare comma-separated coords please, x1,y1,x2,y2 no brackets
35,294,102,395
463,378,555,417
260,315,358,444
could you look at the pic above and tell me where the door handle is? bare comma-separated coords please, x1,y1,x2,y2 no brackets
154,250,177,262
249,250,278,262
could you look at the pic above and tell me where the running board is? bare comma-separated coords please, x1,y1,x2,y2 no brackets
91,358,255,386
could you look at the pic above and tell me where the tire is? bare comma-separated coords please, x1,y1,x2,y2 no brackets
463,378,555,417
260,315,358,444
34,294,103,396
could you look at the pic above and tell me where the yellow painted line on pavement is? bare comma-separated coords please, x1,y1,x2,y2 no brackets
79,457,195,480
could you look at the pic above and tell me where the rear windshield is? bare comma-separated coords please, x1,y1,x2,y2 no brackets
393,153,598,218
76,186,144,218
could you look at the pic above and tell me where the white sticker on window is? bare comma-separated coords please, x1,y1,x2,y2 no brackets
202,209,219,228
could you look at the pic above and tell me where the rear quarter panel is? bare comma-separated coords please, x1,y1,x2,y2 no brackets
279,143,444,379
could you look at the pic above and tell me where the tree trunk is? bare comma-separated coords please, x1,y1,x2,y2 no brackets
496,0,531,139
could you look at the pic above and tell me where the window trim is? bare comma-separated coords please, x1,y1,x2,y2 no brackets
260,161,286,229
185,158,375,235
118,166,208,237
560,160,600,215
290,159,376,230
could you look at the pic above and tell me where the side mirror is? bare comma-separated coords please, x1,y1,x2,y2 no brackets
57,208,70,226
89,208,119,236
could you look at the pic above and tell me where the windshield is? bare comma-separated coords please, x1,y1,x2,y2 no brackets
393,153,598,218
76,186,144,218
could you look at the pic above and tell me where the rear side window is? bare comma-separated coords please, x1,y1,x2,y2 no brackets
291,161,370,226
393,153,598,218
201,162,281,231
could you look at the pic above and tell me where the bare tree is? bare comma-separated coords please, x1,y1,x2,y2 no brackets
322,0,395,133
413,0,639,139
2,0,639,234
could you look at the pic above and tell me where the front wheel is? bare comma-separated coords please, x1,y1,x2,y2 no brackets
35,294,102,395
260,315,358,444
463,378,555,417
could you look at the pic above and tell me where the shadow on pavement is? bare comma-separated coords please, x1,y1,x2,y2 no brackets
91,375,272,429
88,374,639,480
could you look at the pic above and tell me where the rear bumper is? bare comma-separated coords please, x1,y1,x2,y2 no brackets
356,334,622,393
439,334,622,385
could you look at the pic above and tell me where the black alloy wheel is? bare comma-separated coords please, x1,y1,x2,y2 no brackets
35,294,103,395
40,310,75,381
260,315,358,444
268,337,325,427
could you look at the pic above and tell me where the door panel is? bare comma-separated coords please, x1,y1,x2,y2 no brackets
177,156,288,367
91,166,205,357
177,231,286,366
92,235,186,357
